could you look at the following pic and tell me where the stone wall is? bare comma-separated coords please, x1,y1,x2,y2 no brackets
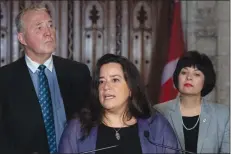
181,1,230,105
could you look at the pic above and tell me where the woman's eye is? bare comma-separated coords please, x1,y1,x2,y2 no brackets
181,71,186,75
99,80,104,84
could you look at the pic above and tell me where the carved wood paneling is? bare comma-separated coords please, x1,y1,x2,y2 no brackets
1,1,229,106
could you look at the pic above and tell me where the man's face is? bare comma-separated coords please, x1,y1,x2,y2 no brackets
18,10,56,58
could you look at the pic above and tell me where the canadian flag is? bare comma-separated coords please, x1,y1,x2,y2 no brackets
159,0,185,103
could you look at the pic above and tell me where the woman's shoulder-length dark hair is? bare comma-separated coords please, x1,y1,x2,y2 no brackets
173,50,216,96
79,53,153,138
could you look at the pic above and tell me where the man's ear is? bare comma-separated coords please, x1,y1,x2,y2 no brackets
17,32,27,46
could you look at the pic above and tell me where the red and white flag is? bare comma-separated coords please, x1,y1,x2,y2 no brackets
159,0,185,103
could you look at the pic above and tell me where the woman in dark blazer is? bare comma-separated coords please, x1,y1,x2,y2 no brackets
155,51,229,154
59,54,180,154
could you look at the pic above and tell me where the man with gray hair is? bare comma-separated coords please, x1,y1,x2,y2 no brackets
0,3,91,153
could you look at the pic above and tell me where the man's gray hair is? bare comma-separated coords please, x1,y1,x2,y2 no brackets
15,2,50,33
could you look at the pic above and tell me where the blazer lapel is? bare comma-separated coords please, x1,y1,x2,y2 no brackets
78,126,98,153
138,118,152,153
197,99,211,153
169,99,185,150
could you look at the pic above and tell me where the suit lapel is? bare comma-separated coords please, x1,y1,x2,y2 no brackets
18,57,38,98
15,57,47,139
53,56,65,98
16,57,41,112
53,56,69,118
197,99,211,153
169,99,185,150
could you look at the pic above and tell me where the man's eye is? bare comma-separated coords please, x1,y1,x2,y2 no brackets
112,78,119,82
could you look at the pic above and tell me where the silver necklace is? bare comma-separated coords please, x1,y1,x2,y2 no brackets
113,128,122,140
102,121,122,140
180,105,201,131
182,114,200,130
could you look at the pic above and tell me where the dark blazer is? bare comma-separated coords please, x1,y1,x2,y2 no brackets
0,56,91,154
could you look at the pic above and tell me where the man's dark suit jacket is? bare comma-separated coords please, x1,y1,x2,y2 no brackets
0,56,91,154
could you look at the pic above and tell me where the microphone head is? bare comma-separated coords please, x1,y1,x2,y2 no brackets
144,131,150,138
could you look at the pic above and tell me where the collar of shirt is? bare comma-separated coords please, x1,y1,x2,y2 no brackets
25,54,53,73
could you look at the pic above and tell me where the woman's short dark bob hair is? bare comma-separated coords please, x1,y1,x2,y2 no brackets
173,50,216,97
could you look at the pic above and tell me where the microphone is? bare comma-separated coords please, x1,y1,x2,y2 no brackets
144,131,196,154
79,144,119,154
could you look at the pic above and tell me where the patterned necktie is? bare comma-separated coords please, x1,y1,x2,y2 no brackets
38,65,57,153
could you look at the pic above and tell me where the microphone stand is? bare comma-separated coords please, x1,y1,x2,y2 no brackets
80,145,118,154
144,131,196,154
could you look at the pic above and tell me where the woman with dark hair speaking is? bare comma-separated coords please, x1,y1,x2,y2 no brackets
155,51,229,154
58,54,180,153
